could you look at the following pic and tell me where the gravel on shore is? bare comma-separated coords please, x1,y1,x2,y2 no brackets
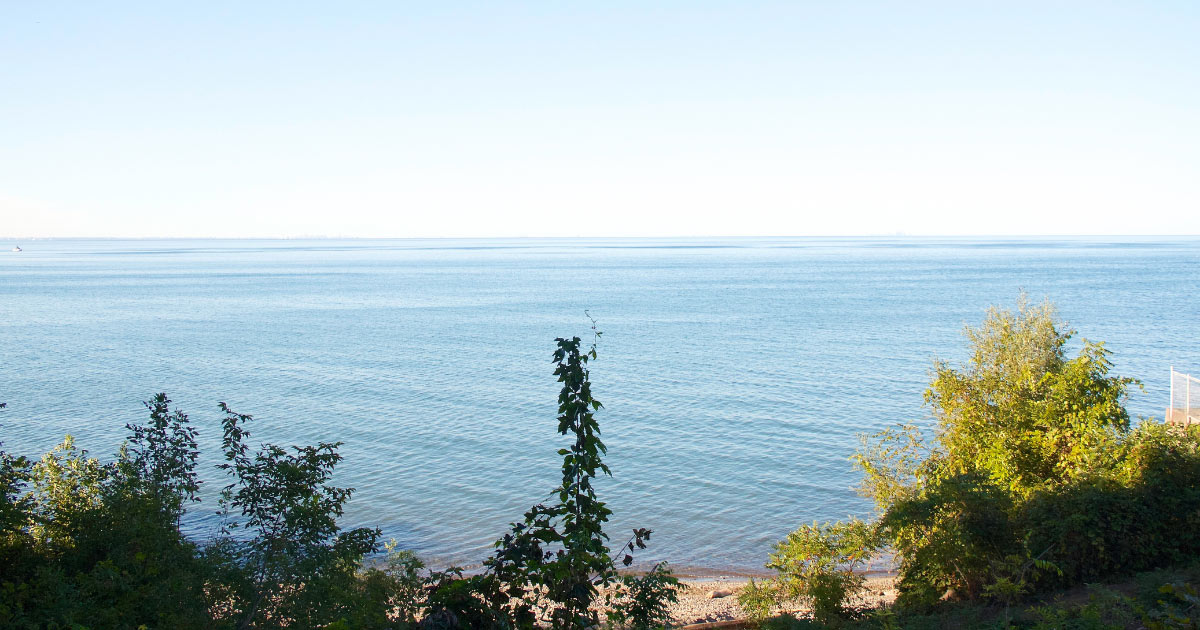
665,576,898,626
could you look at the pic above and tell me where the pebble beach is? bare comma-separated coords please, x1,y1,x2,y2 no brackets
655,576,898,626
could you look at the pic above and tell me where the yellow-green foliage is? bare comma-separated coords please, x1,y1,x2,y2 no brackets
925,297,1136,498
26,436,108,549
749,519,880,626
769,520,879,624
852,296,1200,609
737,578,777,626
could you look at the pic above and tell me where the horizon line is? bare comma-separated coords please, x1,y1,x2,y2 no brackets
3,234,1199,242
2,231,1200,240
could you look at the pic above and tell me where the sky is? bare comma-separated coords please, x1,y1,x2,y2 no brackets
1,2,1198,238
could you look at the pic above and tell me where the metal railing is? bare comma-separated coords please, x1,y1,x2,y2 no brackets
1169,367,1200,426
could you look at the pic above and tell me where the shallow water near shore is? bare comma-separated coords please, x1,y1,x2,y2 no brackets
1,236,1198,573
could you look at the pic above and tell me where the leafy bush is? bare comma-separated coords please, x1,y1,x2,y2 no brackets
0,401,38,626
883,470,1018,606
764,519,880,624
606,562,681,629
210,401,382,629
740,519,880,627
847,295,1200,611
923,298,1135,498
1020,421,1200,588
421,569,509,630
737,578,778,627
353,542,427,627
1143,582,1200,630
2,396,214,629
1029,587,1139,630
0,397,402,629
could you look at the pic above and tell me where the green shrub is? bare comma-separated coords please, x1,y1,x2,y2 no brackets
845,296,1200,609
1,396,215,629
332,542,426,629
765,519,880,624
605,562,680,629
1143,582,1200,630
1020,430,1200,590
882,470,1024,607
1029,587,1138,630
924,300,1135,499
211,401,382,629
420,570,509,630
738,578,779,626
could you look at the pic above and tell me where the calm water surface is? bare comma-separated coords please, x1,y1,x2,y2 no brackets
1,237,1197,573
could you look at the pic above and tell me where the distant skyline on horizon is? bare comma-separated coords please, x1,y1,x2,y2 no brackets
3,2,1198,239
6,234,1199,243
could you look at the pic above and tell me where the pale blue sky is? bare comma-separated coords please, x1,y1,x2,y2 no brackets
2,2,1198,237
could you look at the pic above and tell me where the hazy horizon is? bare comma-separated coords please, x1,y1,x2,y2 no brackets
5,234,1200,242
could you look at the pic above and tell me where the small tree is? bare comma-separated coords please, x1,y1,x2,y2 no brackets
735,578,776,627
213,402,381,630
855,296,1139,607
763,519,880,625
338,541,428,629
925,295,1136,497
483,325,659,629
27,435,109,550
120,393,202,523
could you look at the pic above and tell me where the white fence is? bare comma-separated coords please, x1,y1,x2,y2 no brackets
1169,367,1200,426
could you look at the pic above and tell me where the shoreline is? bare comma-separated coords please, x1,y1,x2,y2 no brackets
662,575,898,626
665,565,897,582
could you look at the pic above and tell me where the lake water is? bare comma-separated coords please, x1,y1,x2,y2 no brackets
1,237,1197,574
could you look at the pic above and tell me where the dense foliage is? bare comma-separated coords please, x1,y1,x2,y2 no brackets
750,296,1200,626
0,332,677,629
744,562,1200,630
